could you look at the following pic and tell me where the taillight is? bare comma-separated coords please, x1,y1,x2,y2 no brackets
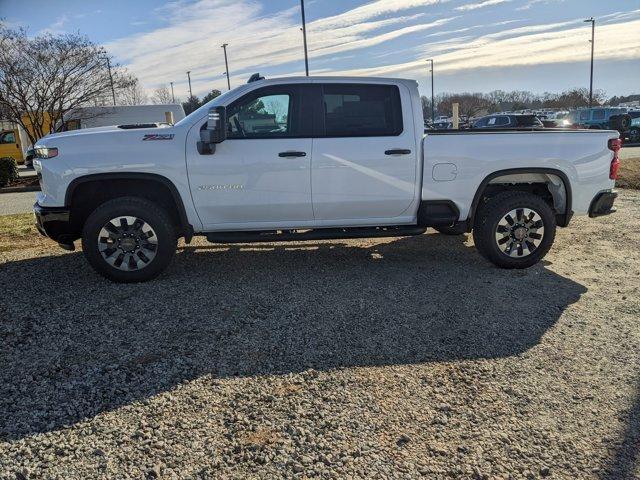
608,138,621,180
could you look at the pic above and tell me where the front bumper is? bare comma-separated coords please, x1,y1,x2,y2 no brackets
589,191,618,218
33,203,76,250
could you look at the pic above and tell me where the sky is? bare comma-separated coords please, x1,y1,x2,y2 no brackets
2,0,639,100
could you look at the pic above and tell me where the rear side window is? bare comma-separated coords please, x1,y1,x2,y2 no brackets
495,116,511,126
321,84,403,137
592,109,605,120
579,110,590,121
515,115,543,127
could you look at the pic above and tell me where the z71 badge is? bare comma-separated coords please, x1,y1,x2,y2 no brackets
143,134,175,141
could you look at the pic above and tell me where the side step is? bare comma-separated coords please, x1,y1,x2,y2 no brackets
205,226,426,244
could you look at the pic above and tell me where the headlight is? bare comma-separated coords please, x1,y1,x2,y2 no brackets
34,146,58,159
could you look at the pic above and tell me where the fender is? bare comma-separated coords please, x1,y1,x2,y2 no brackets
468,168,573,228
64,172,193,241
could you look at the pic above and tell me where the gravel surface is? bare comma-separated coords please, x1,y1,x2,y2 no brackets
0,191,35,216
1,191,639,479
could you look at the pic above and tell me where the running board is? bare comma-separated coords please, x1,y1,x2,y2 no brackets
205,226,426,244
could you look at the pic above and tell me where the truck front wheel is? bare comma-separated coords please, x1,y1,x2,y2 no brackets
81,197,177,283
472,191,556,269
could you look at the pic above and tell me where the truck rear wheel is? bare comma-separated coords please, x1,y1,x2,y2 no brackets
472,191,556,269
81,197,177,283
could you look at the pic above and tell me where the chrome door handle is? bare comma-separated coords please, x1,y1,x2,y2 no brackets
278,151,307,158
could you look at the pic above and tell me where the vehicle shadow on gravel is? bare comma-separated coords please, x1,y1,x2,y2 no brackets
1,233,587,440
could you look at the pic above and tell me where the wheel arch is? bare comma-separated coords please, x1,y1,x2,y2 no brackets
65,173,193,242
468,168,573,228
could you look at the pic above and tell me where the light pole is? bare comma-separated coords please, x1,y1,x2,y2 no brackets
170,82,175,103
186,71,193,99
105,57,116,106
300,0,309,76
584,17,595,107
221,43,231,90
426,59,435,123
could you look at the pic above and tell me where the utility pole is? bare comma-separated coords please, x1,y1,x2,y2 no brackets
170,82,175,103
300,0,310,76
426,59,435,123
221,43,231,90
186,71,193,99
106,57,116,106
584,17,595,107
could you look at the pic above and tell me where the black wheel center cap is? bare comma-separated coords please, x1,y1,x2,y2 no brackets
120,237,137,251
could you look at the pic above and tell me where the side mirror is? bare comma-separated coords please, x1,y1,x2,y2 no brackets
197,106,227,155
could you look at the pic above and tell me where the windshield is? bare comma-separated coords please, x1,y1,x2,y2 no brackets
174,88,238,128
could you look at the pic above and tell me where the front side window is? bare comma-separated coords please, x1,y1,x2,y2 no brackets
321,84,403,137
592,109,605,120
495,116,511,126
0,132,15,144
579,110,590,121
227,93,292,138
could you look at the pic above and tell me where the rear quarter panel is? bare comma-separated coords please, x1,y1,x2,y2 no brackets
422,130,618,219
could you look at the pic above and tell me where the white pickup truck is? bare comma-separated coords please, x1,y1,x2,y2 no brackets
33,75,621,282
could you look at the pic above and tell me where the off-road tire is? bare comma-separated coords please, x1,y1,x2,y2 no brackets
82,197,177,283
473,191,556,269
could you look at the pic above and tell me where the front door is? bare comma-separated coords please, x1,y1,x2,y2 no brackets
311,83,418,222
0,130,23,163
186,85,314,230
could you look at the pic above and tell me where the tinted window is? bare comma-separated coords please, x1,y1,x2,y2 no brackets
227,93,292,138
592,109,605,120
495,116,511,126
628,111,640,119
1,132,15,144
579,110,590,121
473,117,489,128
322,84,403,137
515,115,543,127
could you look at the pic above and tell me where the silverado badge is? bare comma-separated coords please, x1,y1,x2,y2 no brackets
143,134,175,141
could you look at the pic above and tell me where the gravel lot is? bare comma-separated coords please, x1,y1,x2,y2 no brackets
1,191,639,479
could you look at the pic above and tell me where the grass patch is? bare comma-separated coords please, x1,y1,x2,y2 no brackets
0,213,42,252
617,156,640,190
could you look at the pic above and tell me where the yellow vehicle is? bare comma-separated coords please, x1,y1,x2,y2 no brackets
0,113,53,165
0,129,24,164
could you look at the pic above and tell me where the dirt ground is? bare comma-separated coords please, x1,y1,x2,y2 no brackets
0,191,639,479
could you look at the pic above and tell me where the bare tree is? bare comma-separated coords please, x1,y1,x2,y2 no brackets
437,93,492,119
151,85,174,105
117,74,149,106
0,24,129,145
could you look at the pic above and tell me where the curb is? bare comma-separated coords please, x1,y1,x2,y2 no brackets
0,186,41,194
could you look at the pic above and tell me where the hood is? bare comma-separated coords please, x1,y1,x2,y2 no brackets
38,124,172,144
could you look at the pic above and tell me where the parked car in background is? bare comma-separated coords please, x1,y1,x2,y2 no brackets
627,111,640,143
472,114,544,129
565,107,631,135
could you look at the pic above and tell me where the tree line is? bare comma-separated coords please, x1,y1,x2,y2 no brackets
422,89,639,120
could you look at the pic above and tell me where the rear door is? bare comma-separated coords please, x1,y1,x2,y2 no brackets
311,83,418,222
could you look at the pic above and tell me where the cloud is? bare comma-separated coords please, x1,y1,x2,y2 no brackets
335,17,640,78
106,0,450,95
455,0,511,11
38,14,68,35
